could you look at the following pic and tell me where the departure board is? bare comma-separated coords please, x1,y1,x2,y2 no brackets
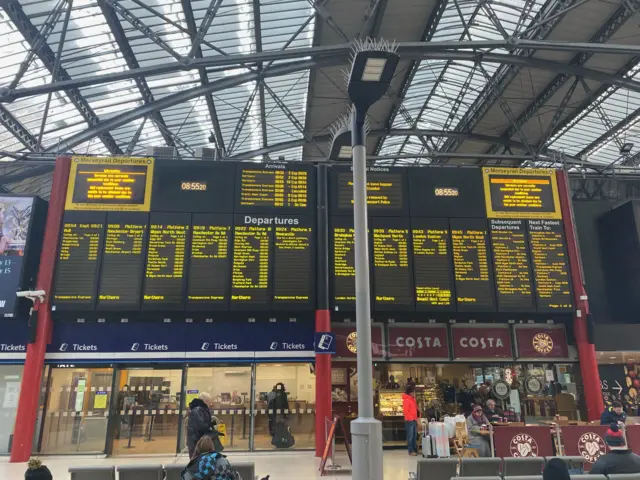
371,218,413,310
97,212,148,310
273,216,315,310
483,168,561,219
53,211,106,310
235,164,314,214
230,217,272,308
142,213,190,310
331,217,357,310
528,219,573,311
411,218,455,311
331,166,408,216
65,157,154,211
187,214,232,310
489,219,535,312
451,218,496,311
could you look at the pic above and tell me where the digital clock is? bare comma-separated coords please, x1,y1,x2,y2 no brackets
181,182,207,191
434,187,459,197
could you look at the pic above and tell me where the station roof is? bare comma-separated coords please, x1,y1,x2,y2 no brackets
1,0,640,197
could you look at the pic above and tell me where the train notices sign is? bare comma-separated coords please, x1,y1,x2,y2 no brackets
65,156,154,212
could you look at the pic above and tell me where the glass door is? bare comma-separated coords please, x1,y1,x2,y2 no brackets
112,367,184,456
38,366,114,454
183,365,252,451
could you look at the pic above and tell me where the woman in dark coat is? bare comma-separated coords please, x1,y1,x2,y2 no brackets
186,392,223,458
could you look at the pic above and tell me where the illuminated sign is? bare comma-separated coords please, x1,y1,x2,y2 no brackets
65,156,154,212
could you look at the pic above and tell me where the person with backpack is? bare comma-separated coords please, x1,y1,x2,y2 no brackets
181,436,241,480
268,383,295,448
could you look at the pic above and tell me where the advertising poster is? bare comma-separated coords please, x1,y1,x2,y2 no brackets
0,196,33,317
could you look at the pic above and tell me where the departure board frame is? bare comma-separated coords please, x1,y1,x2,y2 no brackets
65,157,154,212
234,163,316,215
330,165,409,217
482,167,562,219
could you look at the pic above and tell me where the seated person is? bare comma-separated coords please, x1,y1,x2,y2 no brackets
466,404,492,457
484,399,502,421
182,436,237,480
601,401,628,426
591,424,640,475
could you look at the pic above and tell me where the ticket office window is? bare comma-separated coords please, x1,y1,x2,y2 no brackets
112,367,183,456
0,365,24,454
254,363,316,450
183,365,252,452
38,366,114,454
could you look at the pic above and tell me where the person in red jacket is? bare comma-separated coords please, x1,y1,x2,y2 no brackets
402,385,420,456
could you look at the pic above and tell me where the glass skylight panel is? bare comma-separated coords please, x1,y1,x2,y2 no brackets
199,0,256,57
263,71,309,146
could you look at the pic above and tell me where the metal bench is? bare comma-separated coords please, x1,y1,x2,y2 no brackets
607,475,640,480
234,462,256,480
503,457,545,476
416,458,459,480
69,466,115,480
546,456,588,474
117,464,164,480
460,457,503,477
163,463,187,480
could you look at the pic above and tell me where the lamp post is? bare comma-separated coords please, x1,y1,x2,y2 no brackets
330,39,399,480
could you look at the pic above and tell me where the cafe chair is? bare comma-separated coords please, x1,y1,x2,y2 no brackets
503,457,545,476
460,458,503,477
416,458,459,480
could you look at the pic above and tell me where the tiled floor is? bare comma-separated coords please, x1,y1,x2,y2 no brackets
0,450,419,479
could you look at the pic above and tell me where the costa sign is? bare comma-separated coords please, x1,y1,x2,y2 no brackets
388,325,449,360
515,325,569,359
451,325,513,359
333,324,385,360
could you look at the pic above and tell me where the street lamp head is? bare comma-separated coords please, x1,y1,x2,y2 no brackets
346,38,399,116
328,110,371,161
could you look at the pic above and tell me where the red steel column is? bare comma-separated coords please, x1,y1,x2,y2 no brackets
315,164,332,457
556,170,604,422
11,156,71,462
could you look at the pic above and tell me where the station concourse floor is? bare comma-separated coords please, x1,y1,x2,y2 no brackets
0,450,418,479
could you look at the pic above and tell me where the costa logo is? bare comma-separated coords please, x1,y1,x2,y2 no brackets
395,336,443,348
578,433,606,463
459,337,505,349
346,332,357,353
532,333,554,354
510,433,539,457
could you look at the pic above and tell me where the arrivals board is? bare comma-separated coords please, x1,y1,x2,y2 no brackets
142,213,190,310
450,218,496,312
527,219,573,311
65,157,154,212
371,217,413,310
53,211,105,310
331,165,408,216
187,214,232,310
489,219,535,312
411,218,455,311
235,163,315,214
483,168,561,219
97,212,148,310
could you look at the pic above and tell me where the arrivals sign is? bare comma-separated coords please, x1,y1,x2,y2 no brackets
515,325,569,359
387,324,449,360
451,324,513,359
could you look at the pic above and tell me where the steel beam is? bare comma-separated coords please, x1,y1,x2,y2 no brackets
187,0,224,59
307,0,350,42
486,5,635,154
228,84,259,154
0,165,55,186
0,105,38,151
358,0,387,39
181,0,226,156
125,118,147,155
1,0,122,154
253,0,268,157
5,40,640,102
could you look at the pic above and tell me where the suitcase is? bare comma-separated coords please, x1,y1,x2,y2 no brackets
421,433,436,457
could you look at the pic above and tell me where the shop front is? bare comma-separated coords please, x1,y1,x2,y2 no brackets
35,319,316,456
331,322,582,447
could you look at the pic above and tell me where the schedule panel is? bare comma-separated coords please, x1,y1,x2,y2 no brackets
142,213,190,311
235,163,315,215
273,215,316,310
371,217,414,311
53,211,106,310
151,161,235,213
450,218,496,312
489,219,535,312
527,219,573,312
330,165,408,216
408,167,486,218
411,218,456,312
187,214,233,311
230,216,273,309
330,216,363,311
96,212,148,310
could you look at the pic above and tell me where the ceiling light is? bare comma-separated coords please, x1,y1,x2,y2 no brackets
620,142,634,154
338,145,353,159
361,58,386,82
